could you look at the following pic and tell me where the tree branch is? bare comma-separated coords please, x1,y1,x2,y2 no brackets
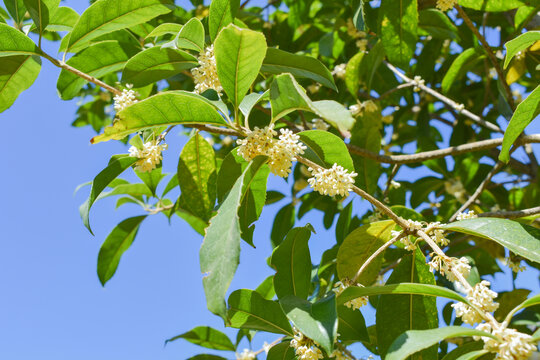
479,206,540,219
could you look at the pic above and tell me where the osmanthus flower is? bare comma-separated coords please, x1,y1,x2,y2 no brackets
191,45,223,95
332,279,368,311
113,84,138,112
429,254,471,282
290,327,324,360
311,118,330,131
236,349,256,360
332,63,347,79
445,179,467,203
456,210,478,221
474,323,537,360
452,280,499,325
307,164,358,197
503,257,526,273
436,0,457,11
128,139,167,173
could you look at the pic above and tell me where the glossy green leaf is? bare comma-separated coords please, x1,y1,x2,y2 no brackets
298,130,355,173
379,0,418,68
442,48,483,93
200,157,267,320
386,326,496,360
208,0,239,41
271,225,313,300
337,220,394,285
97,215,147,285
441,217,540,263
227,289,294,335
176,207,207,236
280,294,338,354
458,0,526,11
239,90,268,122
214,24,267,109
270,204,296,248
67,0,174,52
57,41,137,100
96,183,153,201
165,326,235,351
500,85,540,162
91,91,227,143
261,47,336,91
339,283,469,306
376,250,439,358
46,6,79,32
177,133,217,222
4,0,26,24
345,52,364,98
337,305,370,343
0,55,41,113
353,0,365,31
22,0,59,36
266,341,296,360
175,17,204,52
440,342,484,360
122,46,197,87
504,31,540,68
79,155,138,234
0,23,42,57
145,22,181,38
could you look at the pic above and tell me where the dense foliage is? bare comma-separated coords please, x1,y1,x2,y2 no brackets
2,0,540,359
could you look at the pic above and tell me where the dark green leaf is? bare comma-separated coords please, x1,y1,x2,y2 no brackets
4,0,26,24
0,55,41,113
22,0,59,36
208,0,240,41
165,326,235,351
337,305,370,343
270,204,296,248
266,341,296,360
379,0,418,68
504,31,540,68
442,48,483,93
353,0,365,31
418,9,459,40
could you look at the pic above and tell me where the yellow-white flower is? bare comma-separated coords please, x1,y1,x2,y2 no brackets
128,139,167,173
456,210,478,221
236,349,256,360
312,118,330,131
412,76,425,92
332,280,368,311
445,179,467,202
436,0,457,11
191,45,223,95
452,280,499,325
113,84,138,112
332,63,347,79
474,323,537,360
503,257,526,273
290,328,324,360
308,164,357,197
429,254,471,282
236,125,277,162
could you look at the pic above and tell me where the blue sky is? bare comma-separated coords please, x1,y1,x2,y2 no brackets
1,1,539,359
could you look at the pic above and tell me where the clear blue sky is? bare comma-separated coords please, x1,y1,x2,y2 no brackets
1,1,539,359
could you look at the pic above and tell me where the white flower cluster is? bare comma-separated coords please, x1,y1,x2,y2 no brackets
503,257,526,273
436,0,457,11
349,100,378,116
236,125,306,178
312,118,330,131
445,179,467,202
412,76,425,92
308,164,358,197
474,323,536,360
128,139,167,173
332,64,347,79
113,84,138,112
290,328,324,360
452,280,499,325
429,223,450,247
332,280,368,311
236,349,257,360
429,254,471,282
191,45,223,95
456,210,478,221
307,83,321,94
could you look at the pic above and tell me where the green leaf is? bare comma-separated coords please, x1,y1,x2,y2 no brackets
214,24,267,109
499,84,540,162
298,130,355,173
200,157,268,320
418,9,459,40
458,0,526,11
353,0,365,31
46,6,79,32
239,90,269,122
386,326,496,360
174,17,205,52
337,305,370,343
134,165,165,196
376,250,439,358
266,341,296,360
345,52,364,97
441,218,540,263
0,55,41,113
280,294,338,354
271,225,313,300
145,22,181,38
227,289,294,335
338,283,469,306
270,203,296,248
22,0,59,36
165,326,235,351
379,0,418,68
66,0,174,53
177,133,217,222
208,0,239,41
57,41,138,100
187,355,227,360
97,215,147,286
0,23,42,57
176,207,208,236
261,48,336,91
337,220,394,285
4,0,26,24
79,155,138,234
311,100,355,133
122,46,198,88
91,91,227,143
441,342,484,360
96,183,153,201
442,48,484,93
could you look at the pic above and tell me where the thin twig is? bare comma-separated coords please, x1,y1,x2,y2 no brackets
479,206,540,219
383,164,401,200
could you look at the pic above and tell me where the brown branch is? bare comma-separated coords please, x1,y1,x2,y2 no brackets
479,206,540,219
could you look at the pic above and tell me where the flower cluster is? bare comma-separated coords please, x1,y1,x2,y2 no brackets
349,100,378,116
429,254,471,282
128,139,168,173
412,76,425,92
113,84,138,112
191,45,223,95
436,0,457,11
503,257,526,273
236,349,256,360
332,64,347,79
445,179,467,202
430,224,450,247
456,210,478,221
475,323,536,360
307,164,358,197
452,280,499,325
312,118,330,131
332,280,368,311
236,125,306,177
290,328,324,360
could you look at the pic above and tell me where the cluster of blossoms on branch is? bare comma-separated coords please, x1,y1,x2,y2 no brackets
428,254,471,282
436,0,457,12
452,280,499,325
191,45,223,95
474,323,537,360
235,349,256,360
128,139,168,173
290,327,358,360
332,279,368,311
307,164,358,197
113,84,138,112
